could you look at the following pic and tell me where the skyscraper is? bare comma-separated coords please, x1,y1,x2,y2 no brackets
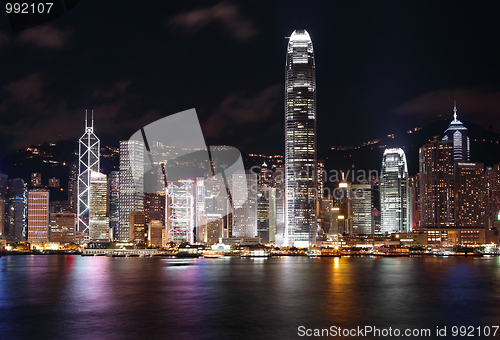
352,183,372,234
89,171,109,242
78,110,100,240
167,180,195,244
443,102,469,162
455,162,485,227
284,29,317,248
118,140,144,242
380,148,410,234
27,189,49,243
8,178,27,240
232,171,257,239
419,140,455,227
108,171,119,240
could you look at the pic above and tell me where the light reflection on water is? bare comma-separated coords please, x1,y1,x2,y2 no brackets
0,255,498,339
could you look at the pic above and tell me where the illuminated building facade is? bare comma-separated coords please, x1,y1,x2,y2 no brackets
89,171,109,242
352,184,372,234
129,211,146,243
419,140,455,227
167,180,195,244
455,162,485,227
7,178,27,241
119,140,144,242
380,148,410,233
27,189,49,242
78,110,100,239
485,163,500,229
284,29,317,248
108,171,119,240
274,166,285,244
443,103,469,162
49,212,76,243
232,171,257,238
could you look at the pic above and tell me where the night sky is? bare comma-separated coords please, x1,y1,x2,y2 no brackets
0,0,499,159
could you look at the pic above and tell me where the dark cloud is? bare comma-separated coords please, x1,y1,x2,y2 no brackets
92,80,132,100
392,88,500,131
202,84,282,138
4,73,43,100
17,24,72,49
169,2,258,41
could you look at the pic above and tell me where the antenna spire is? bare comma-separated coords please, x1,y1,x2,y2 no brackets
85,109,88,127
453,101,457,121
92,110,94,129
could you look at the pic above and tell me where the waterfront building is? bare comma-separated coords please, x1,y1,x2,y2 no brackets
8,178,27,240
27,189,49,243
232,171,257,238
108,171,119,240
78,110,100,240
49,212,76,243
455,162,485,227
148,219,164,248
371,179,381,234
89,171,109,242
167,180,195,244
485,163,500,229
274,166,285,245
380,148,410,233
284,29,317,248
129,211,146,244
352,183,372,234
119,140,144,242
419,140,455,228
443,102,469,162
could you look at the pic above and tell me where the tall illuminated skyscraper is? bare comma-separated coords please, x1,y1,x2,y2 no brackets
419,140,455,227
78,110,100,240
284,29,317,248
380,148,410,233
27,189,49,243
89,171,109,242
119,140,144,242
443,102,469,162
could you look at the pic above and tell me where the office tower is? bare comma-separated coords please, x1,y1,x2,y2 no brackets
443,102,469,162
0,173,7,238
284,29,317,248
67,162,78,214
409,174,420,230
148,219,164,248
144,192,165,226
49,212,76,243
89,171,109,242
274,166,285,244
78,110,100,239
317,197,333,235
337,181,352,235
380,148,410,233
167,180,195,244
371,178,381,234
108,171,119,240
232,171,257,238
129,211,146,243
419,140,454,228
195,177,206,242
352,183,372,234
8,178,27,240
259,162,274,187
27,189,49,243
316,160,325,199
455,162,485,227
256,187,276,244
485,164,500,229
119,140,144,242
31,173,42,187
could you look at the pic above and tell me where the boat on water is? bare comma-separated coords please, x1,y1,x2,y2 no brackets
241,249,271,258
